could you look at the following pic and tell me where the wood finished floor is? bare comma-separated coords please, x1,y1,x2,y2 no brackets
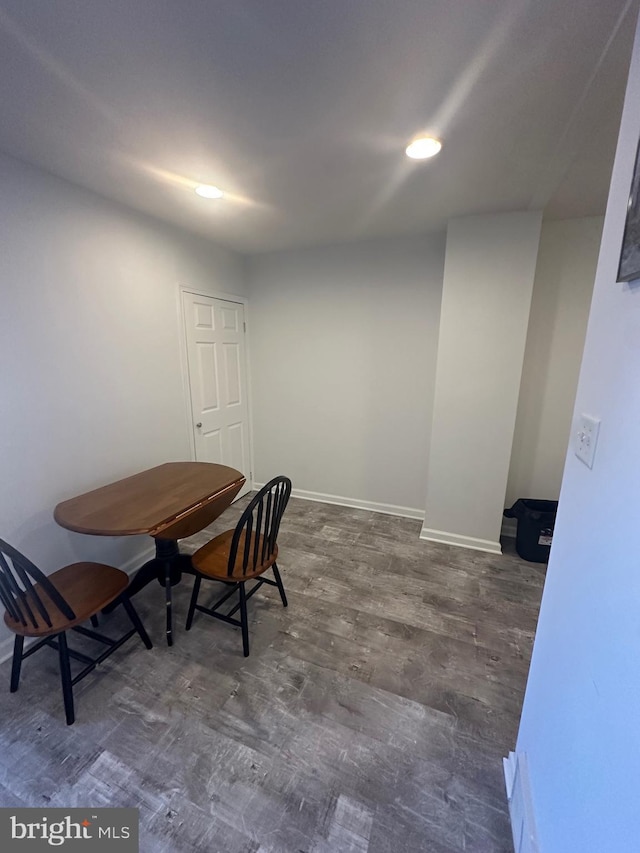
0,496,546,852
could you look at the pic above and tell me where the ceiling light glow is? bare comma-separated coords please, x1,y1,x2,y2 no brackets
405,137,442,160
195,184,224,199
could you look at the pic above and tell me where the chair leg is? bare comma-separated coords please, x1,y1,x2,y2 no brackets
238,582,249,657
90,615,99,628
121,597,153,650
57,632,75,726
10,636,24,693
272,562,288,608
185,574,202,631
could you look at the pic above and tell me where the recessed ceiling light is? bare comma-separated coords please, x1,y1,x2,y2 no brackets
195,184,224,199
405,136,442,160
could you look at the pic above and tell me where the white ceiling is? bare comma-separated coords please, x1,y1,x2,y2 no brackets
0,0,637,254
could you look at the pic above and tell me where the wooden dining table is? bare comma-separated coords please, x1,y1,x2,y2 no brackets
54,462,246,645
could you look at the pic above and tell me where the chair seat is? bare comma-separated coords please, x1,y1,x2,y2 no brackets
4,562,129,637
192,530,278,581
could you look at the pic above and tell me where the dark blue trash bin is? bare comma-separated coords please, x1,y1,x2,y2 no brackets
504,499,558,563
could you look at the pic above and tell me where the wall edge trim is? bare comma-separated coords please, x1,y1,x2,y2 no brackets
419,526,502,554
254,483,425,520
503,750,540,853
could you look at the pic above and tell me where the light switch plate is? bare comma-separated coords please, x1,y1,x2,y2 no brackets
575,413,600,468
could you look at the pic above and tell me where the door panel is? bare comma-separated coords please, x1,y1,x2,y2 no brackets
221,305,239,331
195,301,214,328
223,342,242,406
199,427,222,464
227,421,247,474
197,343,219,411
183,293,251,497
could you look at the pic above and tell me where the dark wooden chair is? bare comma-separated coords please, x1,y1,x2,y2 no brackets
185,476,292,656
0,538,153,725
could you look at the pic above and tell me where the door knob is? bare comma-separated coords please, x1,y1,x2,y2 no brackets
195,422,202,428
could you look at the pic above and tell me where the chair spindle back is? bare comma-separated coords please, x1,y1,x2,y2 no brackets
0,539,76,630
228,476,291,578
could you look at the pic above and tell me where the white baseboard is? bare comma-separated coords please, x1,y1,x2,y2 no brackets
503,751,540,853
254,483,425,520
0,544,155,666
419,526,502,555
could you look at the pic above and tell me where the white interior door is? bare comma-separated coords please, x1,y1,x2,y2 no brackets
183,292,251,497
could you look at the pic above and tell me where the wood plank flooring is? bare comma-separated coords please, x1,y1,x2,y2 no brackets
0,496,546,852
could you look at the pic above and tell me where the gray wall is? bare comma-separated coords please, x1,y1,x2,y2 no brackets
506,216,603,508
245,218,602,532
245,235,445,514
422,211,542,552
515,16,640,851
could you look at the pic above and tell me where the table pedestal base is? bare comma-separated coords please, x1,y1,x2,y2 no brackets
106,539,195,646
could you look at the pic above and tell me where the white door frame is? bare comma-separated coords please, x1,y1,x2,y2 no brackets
177,285,255,493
